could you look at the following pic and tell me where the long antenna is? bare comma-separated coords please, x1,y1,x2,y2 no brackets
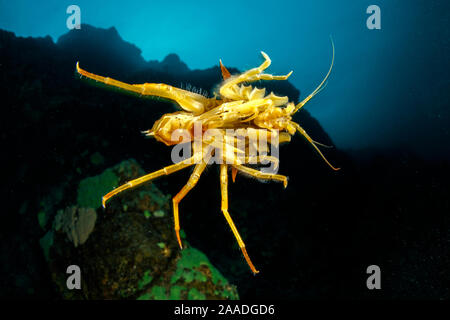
292,35,335,114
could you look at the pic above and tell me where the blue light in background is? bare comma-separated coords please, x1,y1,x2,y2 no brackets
1,0,448,158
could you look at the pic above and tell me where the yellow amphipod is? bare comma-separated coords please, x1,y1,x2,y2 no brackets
76,40,338,274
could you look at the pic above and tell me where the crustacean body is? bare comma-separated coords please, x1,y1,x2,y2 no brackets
76,40,338,274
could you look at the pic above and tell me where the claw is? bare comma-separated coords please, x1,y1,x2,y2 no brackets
259,51,271,69
260,51,269,61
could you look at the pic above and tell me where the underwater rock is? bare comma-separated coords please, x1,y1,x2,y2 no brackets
39,231,54,262
1,26,340,299
147,53,190,75
54,206,97,248
57,24,147,77
89,152,105,166
42,159,238,300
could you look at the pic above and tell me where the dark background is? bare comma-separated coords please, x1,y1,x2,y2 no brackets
0,0,449,300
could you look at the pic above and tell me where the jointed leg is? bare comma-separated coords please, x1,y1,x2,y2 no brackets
219,52,292,100
220,52,272,93
102,156,196,208
239,51,272,79
232,164,288,188
76,62,208,114
219,56,290,83
76,62,141,94
245,155,280,172
245,71,293,82
220,164,259,274
172,160,209,249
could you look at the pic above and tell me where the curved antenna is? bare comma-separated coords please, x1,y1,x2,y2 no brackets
292,36,335,114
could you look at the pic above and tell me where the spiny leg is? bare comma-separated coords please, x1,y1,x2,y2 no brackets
220,164,259,274
172,160,209,249
233,164,288,188
76,62,208,114
219,51,272,96
225,52,292,87
102,156,196,208
236,51,272,80
219,58,290,83
76,62,140,94
232,69,293,89
245,155,280,173
245,71,293,82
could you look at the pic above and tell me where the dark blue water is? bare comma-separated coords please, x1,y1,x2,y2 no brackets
1,0,448,158
1,0,450,301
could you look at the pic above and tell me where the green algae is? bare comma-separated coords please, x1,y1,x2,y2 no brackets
137,292,151,300
169,246,239,300
90,152,104,166
149,286,167,299
136,245,238,300
195,271,208,282
188,288,206,300
170,246,229,286
169,286,185,300
39,231,54,262
157,242,165,249
45,159,239,300
37,211,47,230
77,168,119,209
137,270,153,290
139,186,170,207
137,286,168,300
